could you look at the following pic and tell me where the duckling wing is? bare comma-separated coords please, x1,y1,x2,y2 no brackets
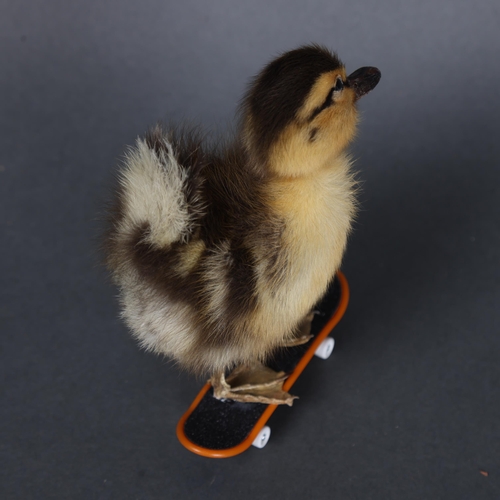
114,129,205,250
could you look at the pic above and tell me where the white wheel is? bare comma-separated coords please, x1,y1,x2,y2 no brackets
252,426,271,449
314,337,335,359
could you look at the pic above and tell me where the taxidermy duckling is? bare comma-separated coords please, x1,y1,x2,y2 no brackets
105,45,380,405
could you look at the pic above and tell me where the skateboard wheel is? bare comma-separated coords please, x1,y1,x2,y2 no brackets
252,426,271,449
314,337,335,359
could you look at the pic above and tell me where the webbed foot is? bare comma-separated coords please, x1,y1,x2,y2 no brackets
282,310,316,347
210,363,297,406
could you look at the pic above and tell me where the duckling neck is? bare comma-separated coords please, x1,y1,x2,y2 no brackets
267,152,355,230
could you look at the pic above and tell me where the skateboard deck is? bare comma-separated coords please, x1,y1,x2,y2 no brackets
176,271,349,458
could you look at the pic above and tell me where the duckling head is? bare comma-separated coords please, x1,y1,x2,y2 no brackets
240,45,381,177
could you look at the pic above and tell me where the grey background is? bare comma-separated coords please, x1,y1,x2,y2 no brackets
1,0,499,498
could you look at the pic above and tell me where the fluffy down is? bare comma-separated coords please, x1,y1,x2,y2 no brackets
105,129,356,376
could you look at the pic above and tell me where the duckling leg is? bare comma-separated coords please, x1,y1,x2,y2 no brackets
209,311,315,406
210,363,298,406
282,310,315,347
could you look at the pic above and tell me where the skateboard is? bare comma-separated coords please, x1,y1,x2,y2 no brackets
176,271,349,458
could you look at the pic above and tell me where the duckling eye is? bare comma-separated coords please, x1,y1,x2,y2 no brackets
308,78,344,122
333,77,344,92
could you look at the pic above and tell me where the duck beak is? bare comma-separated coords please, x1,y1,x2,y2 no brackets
347,67,381,100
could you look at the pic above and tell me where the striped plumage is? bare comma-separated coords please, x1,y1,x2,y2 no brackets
105,45,380,382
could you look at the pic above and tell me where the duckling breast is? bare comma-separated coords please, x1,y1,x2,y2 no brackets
254,153,356,333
